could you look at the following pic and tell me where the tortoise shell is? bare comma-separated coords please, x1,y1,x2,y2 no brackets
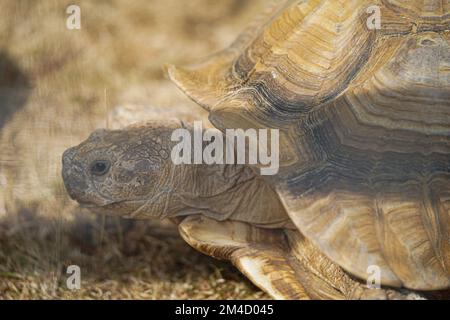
167,0,450,290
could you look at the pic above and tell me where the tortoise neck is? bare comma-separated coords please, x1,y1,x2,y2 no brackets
167,163,291,228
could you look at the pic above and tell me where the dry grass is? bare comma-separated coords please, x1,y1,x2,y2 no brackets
0,0,272,299
0,207,267,299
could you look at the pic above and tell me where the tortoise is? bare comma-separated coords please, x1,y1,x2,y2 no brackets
61,0,450,299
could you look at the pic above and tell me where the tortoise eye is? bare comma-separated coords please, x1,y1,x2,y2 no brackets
90,160,110,176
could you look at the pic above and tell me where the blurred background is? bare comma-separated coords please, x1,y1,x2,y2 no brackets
0,0,272,299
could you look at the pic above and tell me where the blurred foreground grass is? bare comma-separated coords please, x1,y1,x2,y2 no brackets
0,0,271,299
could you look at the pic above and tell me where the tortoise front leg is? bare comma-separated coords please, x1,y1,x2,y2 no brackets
179,215,311,299
178,216,424,300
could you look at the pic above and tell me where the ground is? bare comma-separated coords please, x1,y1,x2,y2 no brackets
0,0,272,299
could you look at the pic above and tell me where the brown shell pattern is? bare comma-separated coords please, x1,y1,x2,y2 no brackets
167,0,450,290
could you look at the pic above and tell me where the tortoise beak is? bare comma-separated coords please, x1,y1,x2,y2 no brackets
62,147,90,201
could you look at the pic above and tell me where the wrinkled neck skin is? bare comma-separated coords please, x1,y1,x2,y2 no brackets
112,125,291,228
138,161,292,229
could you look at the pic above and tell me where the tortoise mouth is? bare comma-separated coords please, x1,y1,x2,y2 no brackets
80,199,149,217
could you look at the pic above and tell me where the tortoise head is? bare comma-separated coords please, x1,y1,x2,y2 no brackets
61,120,181,218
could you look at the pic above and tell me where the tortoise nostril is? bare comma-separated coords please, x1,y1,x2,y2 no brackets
62,147,77,164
